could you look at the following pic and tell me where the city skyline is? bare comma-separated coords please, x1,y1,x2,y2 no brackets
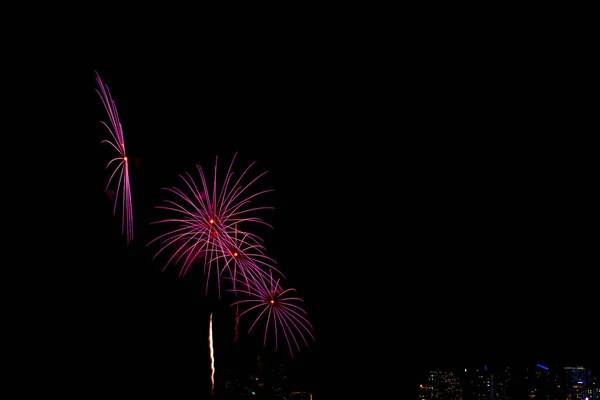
417,362,598,399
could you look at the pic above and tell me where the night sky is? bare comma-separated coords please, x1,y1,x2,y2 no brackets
16,18,596,398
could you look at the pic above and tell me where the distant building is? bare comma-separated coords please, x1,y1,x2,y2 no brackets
522,363,565,399
564,365,593,400
419,369,462,399
489,365,513,400
461,365,492,400
461,364,525,399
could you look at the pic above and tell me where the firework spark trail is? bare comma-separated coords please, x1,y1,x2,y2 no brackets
209,313,215,395
147,153,278,297
234,304,239,344
95,71,134,245
230,271,315,357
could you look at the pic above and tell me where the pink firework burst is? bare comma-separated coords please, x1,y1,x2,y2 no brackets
95,71,134,245
230,272,315,357
208,227,284,294
147,153,276,297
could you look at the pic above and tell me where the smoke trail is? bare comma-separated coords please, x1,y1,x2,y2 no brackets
209,313,215,395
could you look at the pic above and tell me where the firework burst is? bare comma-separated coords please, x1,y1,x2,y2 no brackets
147,153,276,297
207,227,284,294
95,71,134,245
230,271,315,357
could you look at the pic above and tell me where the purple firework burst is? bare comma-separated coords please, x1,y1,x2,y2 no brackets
147,153,278,297
230,272,315,357
95,71,134,245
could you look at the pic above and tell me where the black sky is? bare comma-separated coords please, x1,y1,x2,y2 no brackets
13,14,597,398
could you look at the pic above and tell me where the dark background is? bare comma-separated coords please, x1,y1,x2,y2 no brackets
10,11,596,399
